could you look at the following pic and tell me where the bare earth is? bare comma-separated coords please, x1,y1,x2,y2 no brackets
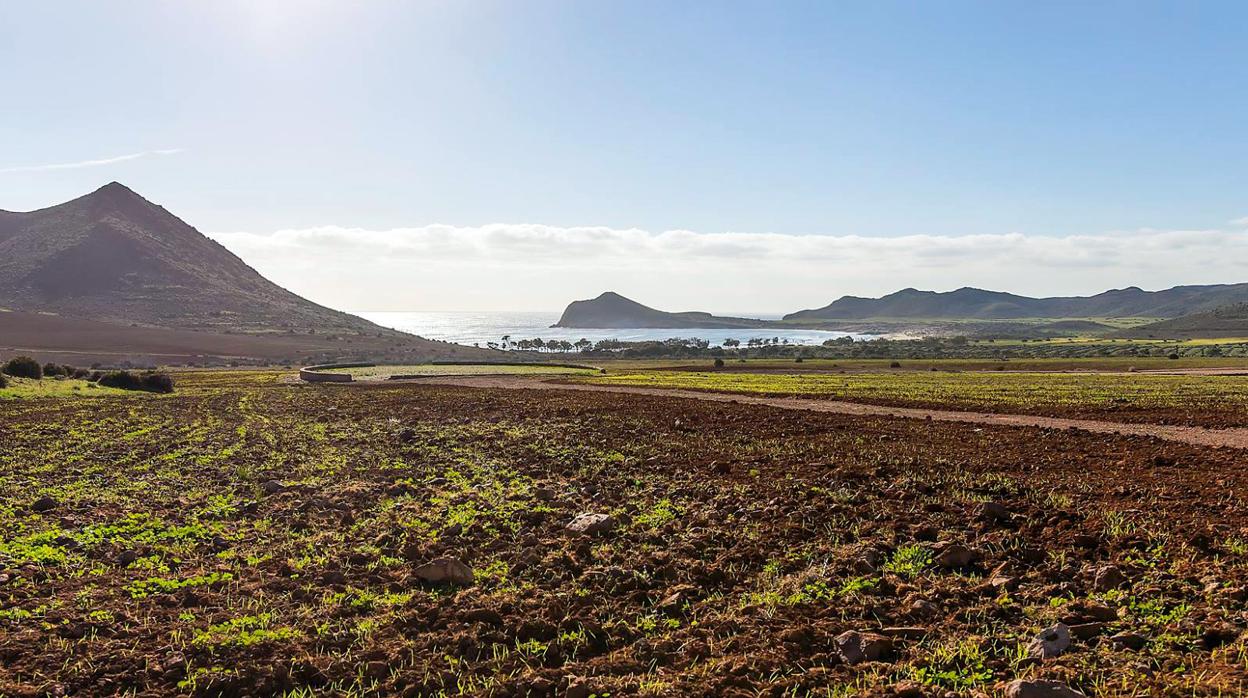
415,374,1248,450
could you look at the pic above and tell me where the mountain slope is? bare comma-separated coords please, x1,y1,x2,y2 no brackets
1118,303,1248,339
0,183,390,335
785,284,1248,321
554,292,770,329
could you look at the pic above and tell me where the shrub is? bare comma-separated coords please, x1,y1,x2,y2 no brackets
98,370,175,394
140,373,175,394
2,356,42,379
794,356,804,363
713,358,725,368
890,361,902,369
98,371,143,391
1168,353,1180,360
0,373,7,389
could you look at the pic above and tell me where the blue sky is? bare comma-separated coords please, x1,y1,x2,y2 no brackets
3,1,1247,311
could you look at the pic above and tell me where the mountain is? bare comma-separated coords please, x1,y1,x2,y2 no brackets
0,182,390,335
1118,303,1248,339
0,183,490,364
785,284,1248,321
554,292,771,329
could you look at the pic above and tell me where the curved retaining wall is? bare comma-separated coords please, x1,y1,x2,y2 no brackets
298,363,374,383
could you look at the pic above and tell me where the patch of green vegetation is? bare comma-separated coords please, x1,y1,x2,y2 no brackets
884,544,933,578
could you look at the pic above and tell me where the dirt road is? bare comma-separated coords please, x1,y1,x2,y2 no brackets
413,374,1248,450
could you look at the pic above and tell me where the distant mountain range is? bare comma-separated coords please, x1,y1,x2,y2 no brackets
557,286,1248,339
784,285,1248,321
0,183,489,364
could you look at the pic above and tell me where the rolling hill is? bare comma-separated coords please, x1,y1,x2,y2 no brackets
0,183,490,364
1118,303,1248,339
554,292,771,329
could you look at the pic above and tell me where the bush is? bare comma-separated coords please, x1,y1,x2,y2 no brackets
98,370,142,391
1168,353,1180,360
98,370,175,394
890,361,902,369
2,356,42,379
141,373,175,394
713,358,725,368
43,362,65,377
0,373,7,389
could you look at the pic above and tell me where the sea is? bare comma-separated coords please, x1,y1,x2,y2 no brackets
353,310,872,349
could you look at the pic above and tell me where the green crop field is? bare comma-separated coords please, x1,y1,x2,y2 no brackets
0,377,130,400
322,363,598,379
581,369,1248,426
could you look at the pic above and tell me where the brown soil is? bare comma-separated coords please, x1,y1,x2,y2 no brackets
416,375,1248,450
4,373,1248,696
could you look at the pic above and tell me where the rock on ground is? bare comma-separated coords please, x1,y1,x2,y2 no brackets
1004,679,1088,698
834,630,893,665
413,557,474,586
566,512,616,534
1028,623,1072,659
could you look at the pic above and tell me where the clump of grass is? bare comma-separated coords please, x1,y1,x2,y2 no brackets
884,544,932,578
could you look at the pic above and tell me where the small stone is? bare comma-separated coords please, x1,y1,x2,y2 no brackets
31,496,57,513
533,487,556,502
834,630,893,665
1028,623,1072,659
413,557,474,586
1004,679,1087,698
934,544,978,569
1093,564,1126,591
566,512,616,535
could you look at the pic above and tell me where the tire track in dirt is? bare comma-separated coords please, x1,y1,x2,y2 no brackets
408,374,1248,450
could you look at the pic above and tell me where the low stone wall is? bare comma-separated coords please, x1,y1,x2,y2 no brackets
298,363,374,383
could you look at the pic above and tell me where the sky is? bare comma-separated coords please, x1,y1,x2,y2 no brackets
2,0,1247,313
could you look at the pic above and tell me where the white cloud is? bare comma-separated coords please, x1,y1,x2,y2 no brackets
208,223,1248,313
0,149,184,174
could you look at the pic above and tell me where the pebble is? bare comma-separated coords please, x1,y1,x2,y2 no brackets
1028,623,1072,659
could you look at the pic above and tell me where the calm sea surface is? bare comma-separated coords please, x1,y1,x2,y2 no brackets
353,310,871,348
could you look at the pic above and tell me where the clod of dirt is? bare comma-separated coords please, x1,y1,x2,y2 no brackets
1197,625,1239,651
261,480,286,495
115,550,139,567
31,496,58,513
414,557,474,586
1004,679,1088,698
933,543,978,568
566,512,616,535
1110,631,1147,651
834,630,893,665
891,680,926,697
565,678,593,698
1028,623,1072,659
533,487,557,502
1068,622,1107,641
979,501,1012,524
397,428,416,443
1092,564,1127,591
